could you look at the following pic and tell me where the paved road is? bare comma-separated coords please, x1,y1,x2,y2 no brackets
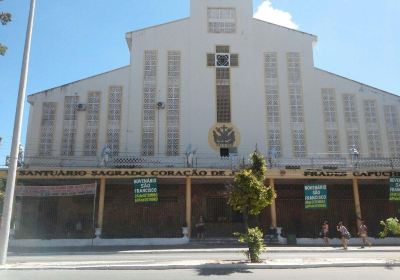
1,267,400,280
6,250,400,264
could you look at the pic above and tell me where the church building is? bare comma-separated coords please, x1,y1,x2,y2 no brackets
3,0,399,245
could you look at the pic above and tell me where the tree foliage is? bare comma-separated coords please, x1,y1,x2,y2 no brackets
228,151,276,228
379,217,400,237
0,0,12,55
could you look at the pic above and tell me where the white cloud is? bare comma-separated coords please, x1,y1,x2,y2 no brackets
254,0,299,30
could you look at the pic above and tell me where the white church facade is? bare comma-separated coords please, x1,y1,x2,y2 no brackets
4,0,400,244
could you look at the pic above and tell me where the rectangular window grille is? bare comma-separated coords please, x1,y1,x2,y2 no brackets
208,8,236,33
322,89,340,157
367,129,382,157
287,52,306,157
322,89,337,124
346,129,361,152
326,129,340,157
216,46,230,53
384,105,400,157
207,53,215,66
39,102,57,156
84,92,100,156
61,96,78,156
364,100,382,157
264,52,281,156
166,51,181,156
343,94,361,152
343,94,358,124
216,85,231,123
230,54,239,67
142,50,157,156
292,129,306,158
107,86,122,156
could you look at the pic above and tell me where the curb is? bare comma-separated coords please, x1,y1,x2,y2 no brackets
2,260,400,271
8,247,400,256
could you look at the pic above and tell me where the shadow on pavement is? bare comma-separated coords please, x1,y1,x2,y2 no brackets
196,263,252,276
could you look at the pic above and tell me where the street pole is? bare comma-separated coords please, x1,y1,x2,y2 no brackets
0,0,36,265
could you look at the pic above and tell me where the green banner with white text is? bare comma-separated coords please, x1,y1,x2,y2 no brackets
389,177,400,201
133,177,158,203
304,184,327,209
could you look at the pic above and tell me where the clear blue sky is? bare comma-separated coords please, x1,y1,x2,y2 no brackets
0,0,399,167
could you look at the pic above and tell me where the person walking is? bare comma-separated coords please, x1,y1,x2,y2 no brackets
336,221,350,249
358,219,372,248
321,220,330,245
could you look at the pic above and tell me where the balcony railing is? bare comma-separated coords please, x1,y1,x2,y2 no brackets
20,153,400,170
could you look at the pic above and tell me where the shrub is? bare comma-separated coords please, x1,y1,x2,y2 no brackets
379,217,400,238
235,227,265,263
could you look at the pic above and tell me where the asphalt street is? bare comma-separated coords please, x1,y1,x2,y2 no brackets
1,267,400,280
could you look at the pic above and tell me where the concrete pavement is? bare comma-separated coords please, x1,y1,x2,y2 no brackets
1,246,400,270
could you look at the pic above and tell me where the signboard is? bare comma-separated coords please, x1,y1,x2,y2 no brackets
133,177,158,203
304,184,327,209
15,183,97,197
389,177,400,201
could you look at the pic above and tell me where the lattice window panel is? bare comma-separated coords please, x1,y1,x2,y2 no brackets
367,129,382,157
343,95,358,124
364,100,379,128
326,129,340,157
84,92,100,156
142,50,158,156
322,89,340,156
292,129,306,158
363,100,382,157
267,129,281,157
287,53,302,84
166,51,181,156
289,93,304,123
264,52,281,155
384,105,400,157
107,86,122,156
61,96,78,156
287,52,306,157
208,8,236,33
216,85,231,123
343,94,361,153
346,129,361,151
39,102,57,156
322,89,337,123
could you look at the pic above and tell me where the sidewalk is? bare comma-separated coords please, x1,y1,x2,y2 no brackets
2,246,400,270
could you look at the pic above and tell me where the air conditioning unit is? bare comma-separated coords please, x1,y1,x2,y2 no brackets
76,103,87,111
157,101,165,109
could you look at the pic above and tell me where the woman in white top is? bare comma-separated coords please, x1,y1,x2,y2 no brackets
336,221,350,249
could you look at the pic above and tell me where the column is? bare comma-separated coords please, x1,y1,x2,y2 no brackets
352,178,362,229
96,177,106,236
185,177,192,238
269,178,277,228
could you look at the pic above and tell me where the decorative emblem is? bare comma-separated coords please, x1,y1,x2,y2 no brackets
208,123,240,150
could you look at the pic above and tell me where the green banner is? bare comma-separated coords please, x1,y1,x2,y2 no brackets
133,177,158,203
304,184,327,209
389,177,400,201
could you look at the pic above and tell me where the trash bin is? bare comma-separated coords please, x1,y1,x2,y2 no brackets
286,234,297,245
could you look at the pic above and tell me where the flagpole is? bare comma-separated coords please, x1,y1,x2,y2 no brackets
0,0,36,265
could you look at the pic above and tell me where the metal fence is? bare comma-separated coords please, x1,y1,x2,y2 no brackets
22,153,400,170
